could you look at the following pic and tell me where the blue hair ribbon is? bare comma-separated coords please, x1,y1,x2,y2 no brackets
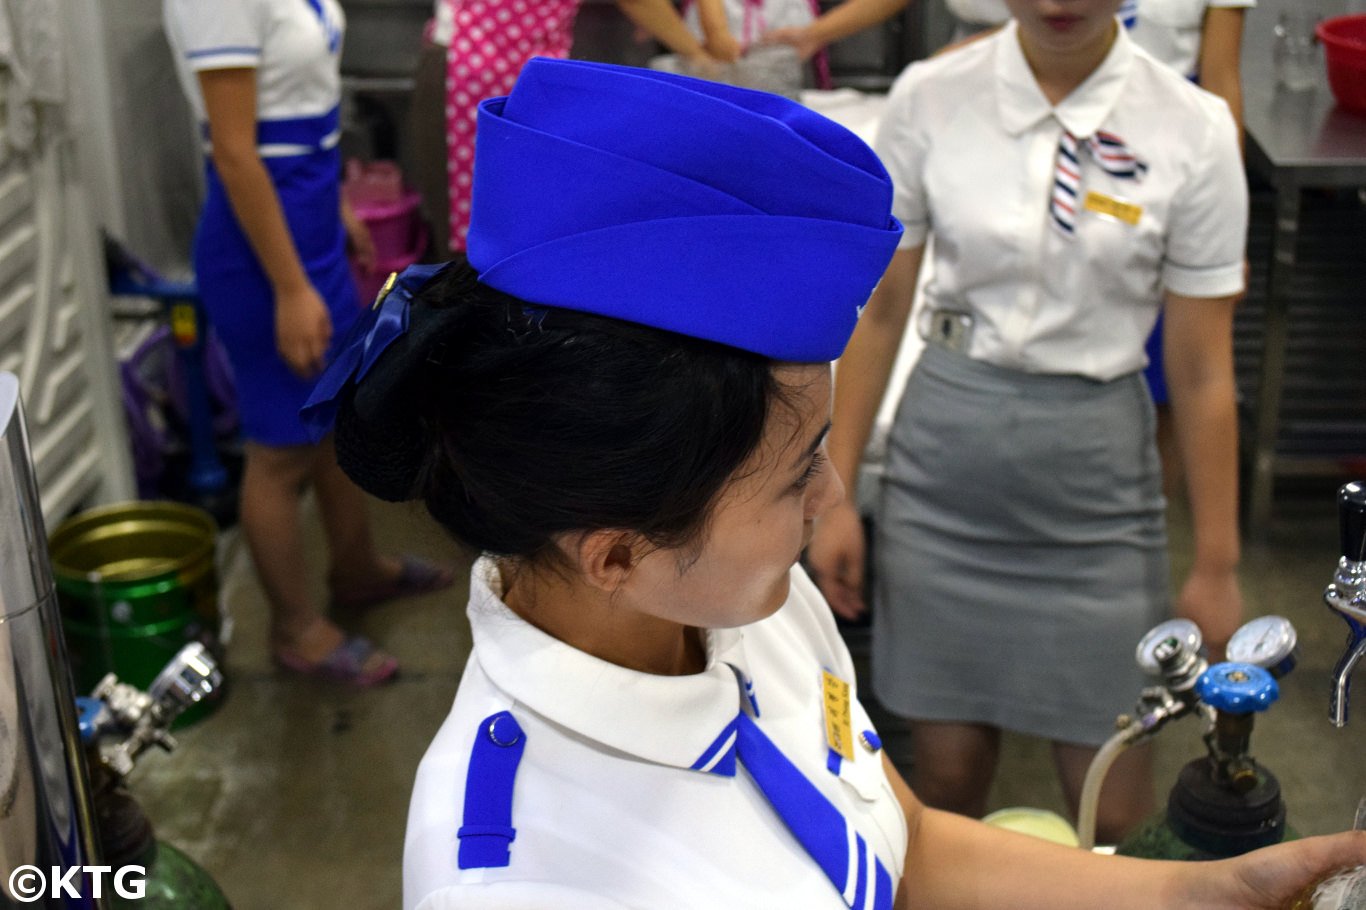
300,262,446,440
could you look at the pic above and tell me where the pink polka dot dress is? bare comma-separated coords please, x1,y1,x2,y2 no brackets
444,0,579,251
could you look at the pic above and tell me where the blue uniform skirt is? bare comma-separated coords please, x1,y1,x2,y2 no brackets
193,145,360,446
871,344,1169,747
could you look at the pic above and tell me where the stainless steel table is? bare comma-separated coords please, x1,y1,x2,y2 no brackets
1242,73,1366,532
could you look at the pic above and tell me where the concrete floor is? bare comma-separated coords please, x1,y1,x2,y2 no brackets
129,480,1366,909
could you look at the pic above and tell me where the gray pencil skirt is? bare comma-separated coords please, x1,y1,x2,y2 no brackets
871,344,1170,747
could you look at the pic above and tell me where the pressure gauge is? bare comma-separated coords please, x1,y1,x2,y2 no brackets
1135,618,1203,675
1226,615,1298,679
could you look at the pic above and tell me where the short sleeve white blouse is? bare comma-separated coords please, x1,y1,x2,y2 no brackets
163,0,345,128
403,558,908,910
874,21,1247,380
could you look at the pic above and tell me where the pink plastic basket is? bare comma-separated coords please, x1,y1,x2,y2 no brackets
354,192,423,261
343,159,404,207
352,219,429,308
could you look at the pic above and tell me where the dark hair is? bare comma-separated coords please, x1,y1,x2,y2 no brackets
336,257,785,566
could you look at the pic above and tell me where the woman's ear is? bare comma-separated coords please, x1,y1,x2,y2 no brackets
569,529,640,594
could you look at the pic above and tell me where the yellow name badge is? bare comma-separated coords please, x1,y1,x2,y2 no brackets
821,670,855,761
1083,191,1143,226
170,302,198,346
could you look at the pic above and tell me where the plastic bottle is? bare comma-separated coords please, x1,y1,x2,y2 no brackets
1288,866,1366,910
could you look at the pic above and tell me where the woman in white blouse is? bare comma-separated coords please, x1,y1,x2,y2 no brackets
808,0,1247,843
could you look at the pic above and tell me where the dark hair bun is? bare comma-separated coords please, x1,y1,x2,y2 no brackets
334,256,782,561
333,259,486,502
334,390,427,503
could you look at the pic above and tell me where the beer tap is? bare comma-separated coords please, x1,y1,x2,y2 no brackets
1326,482,1366,727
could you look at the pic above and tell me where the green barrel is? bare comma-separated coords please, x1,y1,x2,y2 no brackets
48,501,226,726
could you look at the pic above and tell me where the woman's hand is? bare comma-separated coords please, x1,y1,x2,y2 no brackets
1176,831,1366,909
704,29,743,63
807,499,866,620
275,283,333,379
1176,564,1243,662
762,26,822,61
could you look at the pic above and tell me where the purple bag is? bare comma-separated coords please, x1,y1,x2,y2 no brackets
121,325,239,498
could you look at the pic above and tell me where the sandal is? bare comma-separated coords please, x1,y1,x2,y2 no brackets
332,555,457,611
274,635,399,687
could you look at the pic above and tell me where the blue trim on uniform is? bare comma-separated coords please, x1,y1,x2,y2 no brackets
735,713,851,897
711,740,737,776
826,748,842,776
744,675,761,717
202,106,341,152
259,106,341,147
304,0,343,53
457,711,526,870
187,45,261,60
689,718,739,776
1143,311,1168,404
852,835,868,910
873,858,893,910
1120,0,1138,29
200,106,340,153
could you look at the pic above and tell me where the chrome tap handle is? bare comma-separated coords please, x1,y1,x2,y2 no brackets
1341,481,1366,563
1331,634,1366,728
1326,482,1366,726
147,641,222,722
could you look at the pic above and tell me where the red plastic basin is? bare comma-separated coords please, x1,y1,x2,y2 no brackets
1317,14,1366,115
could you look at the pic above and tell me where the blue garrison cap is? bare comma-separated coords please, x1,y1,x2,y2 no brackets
466,57,902,363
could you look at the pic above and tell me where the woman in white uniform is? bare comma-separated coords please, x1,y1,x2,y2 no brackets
298,56,1366,910
808,0,1248,843
163,0,455,684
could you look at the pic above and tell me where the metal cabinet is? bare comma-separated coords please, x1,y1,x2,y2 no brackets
0,0,135,525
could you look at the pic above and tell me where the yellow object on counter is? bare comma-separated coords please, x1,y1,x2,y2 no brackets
981,808,1081,847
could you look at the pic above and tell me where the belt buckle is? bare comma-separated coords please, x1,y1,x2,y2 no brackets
925,309,974,353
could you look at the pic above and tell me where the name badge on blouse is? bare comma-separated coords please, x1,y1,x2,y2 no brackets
1083,191,1144,227
821,670,855,761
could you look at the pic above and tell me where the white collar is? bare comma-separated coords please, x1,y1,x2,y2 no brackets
467,556,752,774
995,18,1135,139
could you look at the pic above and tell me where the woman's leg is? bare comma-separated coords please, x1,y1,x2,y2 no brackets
1053,739,1156,845
311,435,400,593
240,441,345,661
241,441,393,677
908,720,1002,820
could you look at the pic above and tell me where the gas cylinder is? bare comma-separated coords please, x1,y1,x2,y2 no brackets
1117,662,1300,860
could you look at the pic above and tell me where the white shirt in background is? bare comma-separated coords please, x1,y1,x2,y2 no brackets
431,0,455,48
683,0,817,45
875,21,1246,381
1128,0,1255,78
163,0,344,130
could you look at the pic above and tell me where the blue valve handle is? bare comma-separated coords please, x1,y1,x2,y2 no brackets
1196,662,1280,714
75,696,106,745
